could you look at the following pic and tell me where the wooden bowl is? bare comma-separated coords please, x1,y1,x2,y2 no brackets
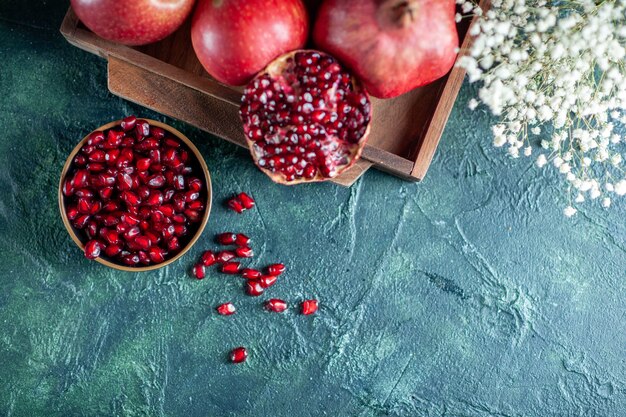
58,119,212,272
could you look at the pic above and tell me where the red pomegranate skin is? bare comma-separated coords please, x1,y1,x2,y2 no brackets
71,0,195,46
191,0,309,86
313,0,459,98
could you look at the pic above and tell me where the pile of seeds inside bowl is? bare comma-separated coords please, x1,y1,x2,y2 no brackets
192,192,318,364
62,116,207,267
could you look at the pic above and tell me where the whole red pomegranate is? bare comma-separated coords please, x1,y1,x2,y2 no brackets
191,0,309,86
240,50,372,184
313,0,459,98
71,0,195,46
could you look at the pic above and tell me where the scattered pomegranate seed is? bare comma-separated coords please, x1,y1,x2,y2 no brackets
259,275,277,288
301,299,318,315
216,251,236,263
238,192,255,210
217,233,237,245
245,280,264,296
227,198,245,213
216,302,236,316
221,262,241,274
193,263,206,279
265,299,288,313
230,347,248,363
235,233,250,246
235,246,254,258
241,268,262,279
84,240,102,259
267,263,286,276
201,250,216,266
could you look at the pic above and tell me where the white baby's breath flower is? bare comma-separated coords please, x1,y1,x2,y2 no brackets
602,197,611,208
564,206,577,217
459,0,626,215
536,154,548,167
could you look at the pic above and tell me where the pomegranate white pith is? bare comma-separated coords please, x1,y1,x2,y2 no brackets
239,50,372,185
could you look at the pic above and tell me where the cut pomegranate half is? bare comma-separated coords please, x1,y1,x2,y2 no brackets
240,50,372,184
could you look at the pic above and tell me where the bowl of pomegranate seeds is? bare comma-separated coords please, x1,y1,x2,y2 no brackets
59,116,212,271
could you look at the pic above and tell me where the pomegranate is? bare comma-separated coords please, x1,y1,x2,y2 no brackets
191,0,309,86
313,0,459,98
240,50,372,184
71,0,195,46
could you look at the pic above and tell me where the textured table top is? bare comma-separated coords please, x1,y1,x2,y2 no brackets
1,1,625,416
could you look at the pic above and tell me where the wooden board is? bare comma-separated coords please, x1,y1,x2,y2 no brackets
60,5,483,186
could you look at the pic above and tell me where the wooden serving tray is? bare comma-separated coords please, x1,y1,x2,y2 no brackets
60,5,481,186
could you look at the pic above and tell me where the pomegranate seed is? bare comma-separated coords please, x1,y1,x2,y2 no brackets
99,187,114,200
62,179,74,196
72,170,89,188
173,224,186,236
151,126,166,139
103,230,119,245
77,197,91,214
216,251,236,263
227,198,245,213
267,263,285,276
164,137,180,148
259,275,277,288
238,192,255,209
74,214,91,229
86,221,98,239
104,244,122,257
265,299,288,313
121,191,141,206
87,131,104,145
135,236,151,250
147,174,166,188
188,177,202,192
84,240,101,259
235,246,254,258
184,209,201,222
301,299,318,315
193,263,206,279
221,262,241,274
74,154,87,166
135,120,150,138
167,237,180,251
188,200,204,211
217,233,237,245
122,253,140,266
234,233,250,246
245,280,264,296
241,268,262,279
216,302,236,316
230,347,247,363
148,246,166,263
121,115,137,132
66,205,79,220
201,250,216,266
